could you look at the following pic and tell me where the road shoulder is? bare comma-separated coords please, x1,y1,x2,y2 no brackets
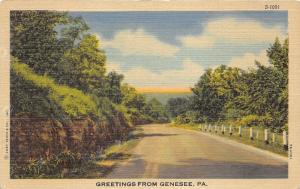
169,124,288,163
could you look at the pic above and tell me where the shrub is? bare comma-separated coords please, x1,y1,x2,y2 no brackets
229,114,276,130
11,151,95,178
174,111,201,124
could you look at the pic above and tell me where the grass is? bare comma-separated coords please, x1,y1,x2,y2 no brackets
170,123,288,157
67,127,143,178
12,58,97,117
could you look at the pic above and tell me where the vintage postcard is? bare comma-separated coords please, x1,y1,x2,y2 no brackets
0,0,300,189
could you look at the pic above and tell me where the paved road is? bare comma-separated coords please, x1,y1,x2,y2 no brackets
106,124,288,178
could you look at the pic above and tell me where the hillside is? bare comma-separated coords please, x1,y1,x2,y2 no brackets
142,92,192,104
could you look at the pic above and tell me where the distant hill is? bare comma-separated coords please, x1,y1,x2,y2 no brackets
142,92,192,104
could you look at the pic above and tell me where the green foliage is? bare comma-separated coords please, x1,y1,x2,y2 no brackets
10,10,170,126
11,11,68,75
166,97,190,118
10,10,169,179
120,85,148,124
120,84,169,124
10,71,64,118
231,114,273,128
228,39,288,131
186,111,203,123
191,66,243,122
11,151,95,178
174,111,200,124
58,34,107,94
102,72,124,104
11,58,97,118
121,84,146,111
174,38,288,132
267,37,288,75
144,98,169,123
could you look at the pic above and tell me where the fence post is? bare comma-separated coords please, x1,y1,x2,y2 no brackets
229,126,232,136
215,125,217,133
264,129,269,144
250,127,253,140
272,133,276,143
222,125,224,134
209,124,211,132
283,130,288,150
238,126,242,137
256,130,259,140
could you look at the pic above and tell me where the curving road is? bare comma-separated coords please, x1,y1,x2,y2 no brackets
106,124,288,178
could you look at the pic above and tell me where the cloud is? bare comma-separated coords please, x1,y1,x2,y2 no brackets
180,35,216,48
228,50,270,70
102,29,179,57
107,59,204,88
180,18,286,48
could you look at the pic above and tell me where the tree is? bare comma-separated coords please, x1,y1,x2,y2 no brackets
267,38,288,130
10,11,98,118
231,38,289,130
144,98,169,123
102,72,124,104
166,97,189,118
267,37,288,76
58,34,107,94
10,11,80,75
179,38,288,131
191,66,242,122
121,84,146,111
10,11,158,178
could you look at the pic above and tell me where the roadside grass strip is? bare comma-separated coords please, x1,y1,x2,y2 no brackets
170,123,288,157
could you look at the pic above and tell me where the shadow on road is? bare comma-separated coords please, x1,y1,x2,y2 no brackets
105,153,131,160
157,157,288,179
107,156,288,179
106,124,288,179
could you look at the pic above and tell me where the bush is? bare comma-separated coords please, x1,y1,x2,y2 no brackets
11,151,96,178
227,114,279,131
174,111,202,124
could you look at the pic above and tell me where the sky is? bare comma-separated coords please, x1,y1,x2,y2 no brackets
71,11,288,92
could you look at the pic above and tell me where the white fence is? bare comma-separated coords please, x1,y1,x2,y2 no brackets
199,124,288,150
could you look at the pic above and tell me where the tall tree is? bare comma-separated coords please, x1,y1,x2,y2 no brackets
121,84,146,112
58,34,107,94
11,11,73,75
191,66,242,122
102,72,124,104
